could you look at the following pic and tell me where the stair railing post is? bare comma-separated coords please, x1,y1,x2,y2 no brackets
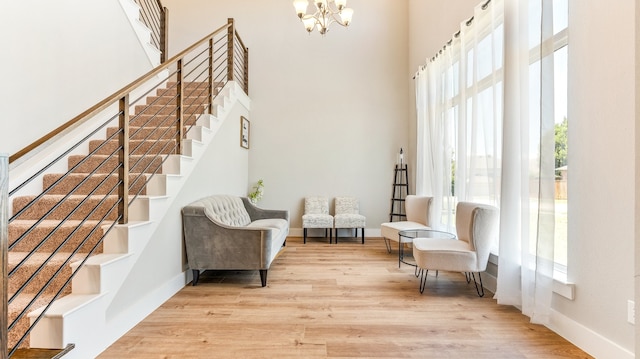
176,59,184,154
227,18,235,84
160,5,169,63
118,95,130,225
0,154,8,359
208,38,214,115
243,47,249,94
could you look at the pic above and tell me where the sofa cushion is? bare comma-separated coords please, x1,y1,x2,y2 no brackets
301,213,333,228
413,237,476,272
199,195,252,227
248,218,289,232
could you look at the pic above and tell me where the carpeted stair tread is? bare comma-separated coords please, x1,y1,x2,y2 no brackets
8,251,82,296
68,154,164,174
88,139,178,156
42,173,146,196
143,94,210,106
12,195,120,221
7,292,59,350
130,112,200,127
162,81,221,92
107,126,184,140
134,103,207,117
9,219,106,254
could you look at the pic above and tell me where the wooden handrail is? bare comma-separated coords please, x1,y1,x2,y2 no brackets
234,30,247,53
9,22,233,165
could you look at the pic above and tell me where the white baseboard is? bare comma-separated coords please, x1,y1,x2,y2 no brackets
469,272,632,358
548,309,634,359
481,270,497,294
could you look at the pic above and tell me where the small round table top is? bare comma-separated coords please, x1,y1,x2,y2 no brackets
398,229,456,241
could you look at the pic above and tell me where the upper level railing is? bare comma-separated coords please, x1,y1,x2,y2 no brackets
3,18,248,358
136,0,168,63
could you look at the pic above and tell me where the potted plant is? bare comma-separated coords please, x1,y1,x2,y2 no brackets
248,179,264,204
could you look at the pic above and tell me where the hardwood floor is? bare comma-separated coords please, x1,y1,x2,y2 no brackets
98,237,592,358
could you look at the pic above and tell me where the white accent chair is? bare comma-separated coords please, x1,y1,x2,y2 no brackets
302,196,333,244
333,196,366,244
380,195,433,266
412,202,499,297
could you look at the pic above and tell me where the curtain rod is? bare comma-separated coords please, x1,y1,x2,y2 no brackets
413,0,492,80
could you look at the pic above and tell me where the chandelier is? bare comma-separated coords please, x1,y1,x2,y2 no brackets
293,0,354,35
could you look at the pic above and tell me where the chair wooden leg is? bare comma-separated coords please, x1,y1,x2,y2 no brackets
259,269,268,287
191,269,200,286
304,228,307,244
361,228,365,244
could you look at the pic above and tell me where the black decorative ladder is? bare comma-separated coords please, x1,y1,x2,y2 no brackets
389,164,409,221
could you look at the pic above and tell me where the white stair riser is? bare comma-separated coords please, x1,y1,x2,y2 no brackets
103,222,156,254
71,254,134,294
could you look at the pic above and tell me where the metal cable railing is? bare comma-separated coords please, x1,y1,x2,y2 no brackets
2,18,248,358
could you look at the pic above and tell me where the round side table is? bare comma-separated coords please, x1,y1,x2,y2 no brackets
397,229,456,267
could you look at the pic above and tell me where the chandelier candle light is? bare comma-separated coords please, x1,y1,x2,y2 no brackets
293,0,354,35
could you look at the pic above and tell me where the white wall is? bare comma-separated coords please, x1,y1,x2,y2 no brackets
163,0,410,234
0,0,153,157
408,0,636,356
559,0,635,354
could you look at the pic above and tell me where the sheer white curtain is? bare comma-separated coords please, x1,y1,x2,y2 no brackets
415,49,454,231
495,0,556,324
416,0,559,324
415,0,503,232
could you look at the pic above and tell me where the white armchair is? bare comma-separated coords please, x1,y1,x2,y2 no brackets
302,196,333,244
380,195,433,266
412,202,499,297
333,196,366,244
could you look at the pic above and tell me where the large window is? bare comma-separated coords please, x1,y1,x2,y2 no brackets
416,0,571,322
528,0,568,268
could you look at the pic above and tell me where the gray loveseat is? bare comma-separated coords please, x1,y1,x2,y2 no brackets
181,195,289,287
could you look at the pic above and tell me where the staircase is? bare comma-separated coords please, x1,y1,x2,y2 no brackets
6,80,248,357
3,16,249,357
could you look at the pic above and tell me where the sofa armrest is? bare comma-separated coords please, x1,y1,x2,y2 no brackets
241,197,290,222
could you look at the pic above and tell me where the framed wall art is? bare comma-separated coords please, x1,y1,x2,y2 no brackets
240,116,250,149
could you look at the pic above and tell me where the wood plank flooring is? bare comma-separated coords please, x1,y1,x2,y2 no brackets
98,237,593,358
